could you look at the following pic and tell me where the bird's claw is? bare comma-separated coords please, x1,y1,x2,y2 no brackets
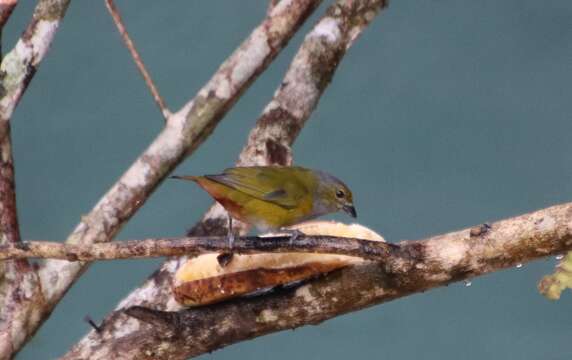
279,228,304,245
217,252,234,267
227,232,235,250
220,221,235,267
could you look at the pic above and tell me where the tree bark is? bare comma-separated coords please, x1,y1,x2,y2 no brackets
0,235,397,262
63,201,572,359
0,1,71,357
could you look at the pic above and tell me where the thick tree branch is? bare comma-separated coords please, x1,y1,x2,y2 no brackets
0,120,43,360
62,202,572,359
0,123,20,246
0,0,323,356
66,0,389,357
268,0,280,16
0,0,71,120
237,0,389,169
0,1,71,357
0,235,398,261
105,0,170,119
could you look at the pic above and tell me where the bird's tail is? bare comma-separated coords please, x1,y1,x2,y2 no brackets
169,175,200,182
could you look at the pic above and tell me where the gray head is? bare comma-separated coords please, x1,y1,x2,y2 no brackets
312,170,357,218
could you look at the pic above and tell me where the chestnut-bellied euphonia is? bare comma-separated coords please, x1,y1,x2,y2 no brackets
171,166,357,246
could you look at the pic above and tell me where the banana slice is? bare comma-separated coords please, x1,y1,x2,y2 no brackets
173,220,384,306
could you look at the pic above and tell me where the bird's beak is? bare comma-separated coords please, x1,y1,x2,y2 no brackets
343,205,357,218
169,175,193,181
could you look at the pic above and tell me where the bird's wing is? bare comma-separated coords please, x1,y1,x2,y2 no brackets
205,167,308,209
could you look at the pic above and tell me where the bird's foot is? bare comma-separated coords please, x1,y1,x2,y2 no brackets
279,228,305,245
217,231,235,267
227,231,235,250
217,252,234,267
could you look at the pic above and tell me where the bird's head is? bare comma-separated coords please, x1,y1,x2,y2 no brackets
313,171,357,218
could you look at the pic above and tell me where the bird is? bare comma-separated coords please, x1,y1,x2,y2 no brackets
171,166,357,248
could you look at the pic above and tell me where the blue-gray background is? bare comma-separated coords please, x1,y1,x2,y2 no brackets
7,0,571,359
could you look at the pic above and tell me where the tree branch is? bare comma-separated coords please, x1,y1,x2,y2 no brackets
0,0,17,61
0,235,398,261
65,0,388,357
0,0,17,31
0,123,20,246
105,0,170,119
0,0,71,120
0,1,71,357
0,118,43,360
62,201,572,359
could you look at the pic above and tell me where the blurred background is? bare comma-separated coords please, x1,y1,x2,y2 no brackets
6,0,572,358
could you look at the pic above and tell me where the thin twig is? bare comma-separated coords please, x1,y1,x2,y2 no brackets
105,0,170,119
83,316,102,334
0,235,399,261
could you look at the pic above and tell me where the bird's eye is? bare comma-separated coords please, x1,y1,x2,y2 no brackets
335,189,345,198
